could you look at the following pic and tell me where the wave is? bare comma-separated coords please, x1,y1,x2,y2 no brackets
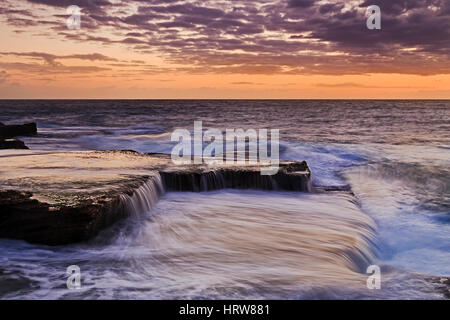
344,162,450,276
0,190,383,299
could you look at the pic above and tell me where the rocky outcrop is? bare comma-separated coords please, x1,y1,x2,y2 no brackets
0,122,37,149
0,139,29,149
161,161,311,192
0,182,147,245
428,276,450,299
0,150,312,245
0,122,37,139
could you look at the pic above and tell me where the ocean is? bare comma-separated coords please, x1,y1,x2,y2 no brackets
0,100,449,299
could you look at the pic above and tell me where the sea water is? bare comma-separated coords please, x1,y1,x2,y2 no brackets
0,100,448,299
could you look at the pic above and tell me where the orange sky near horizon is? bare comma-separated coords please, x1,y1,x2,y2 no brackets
0,0,449,99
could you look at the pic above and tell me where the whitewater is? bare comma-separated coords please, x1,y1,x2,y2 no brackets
0,100,448,299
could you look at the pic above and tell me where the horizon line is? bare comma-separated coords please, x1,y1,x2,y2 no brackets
1,98,449,101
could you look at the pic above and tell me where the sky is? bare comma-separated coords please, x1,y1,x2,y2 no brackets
0,0,449,99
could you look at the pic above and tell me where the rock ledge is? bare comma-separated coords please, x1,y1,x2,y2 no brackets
0,150,311,245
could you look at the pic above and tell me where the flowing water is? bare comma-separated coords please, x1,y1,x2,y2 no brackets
0,100,449,299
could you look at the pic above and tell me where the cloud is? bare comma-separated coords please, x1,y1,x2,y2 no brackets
230,81,264,85
0,0,448,76
315,82,430,89
0,70,10,83
287,0,317,9
0,61,109,74
0,52,115,75
0,51,118,65
25,0,112,15
316,82,371,88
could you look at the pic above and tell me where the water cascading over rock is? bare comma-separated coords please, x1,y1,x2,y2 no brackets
120,174,165,217
0,151,313,245
160,161,312,192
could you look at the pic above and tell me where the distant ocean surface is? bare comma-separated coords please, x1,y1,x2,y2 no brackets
0,100,449,299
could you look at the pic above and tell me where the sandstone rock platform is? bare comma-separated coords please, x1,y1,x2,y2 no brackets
0,150,311,245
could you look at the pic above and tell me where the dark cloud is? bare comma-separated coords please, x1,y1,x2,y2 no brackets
0,0,449,75
287,0,317,8
359,0,427,15
25,0,112,15
319,3,344,14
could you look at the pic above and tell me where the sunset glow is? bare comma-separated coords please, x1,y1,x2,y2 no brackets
0,0,449,98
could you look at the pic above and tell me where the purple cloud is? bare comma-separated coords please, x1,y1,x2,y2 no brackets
0,0,448,75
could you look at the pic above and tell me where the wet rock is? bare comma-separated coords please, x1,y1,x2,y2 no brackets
429,276,450,299
0,139,29,149
0,150,312,245
160,165,311,192
0,121,36,149
0,122,37,139
0,188,132,245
